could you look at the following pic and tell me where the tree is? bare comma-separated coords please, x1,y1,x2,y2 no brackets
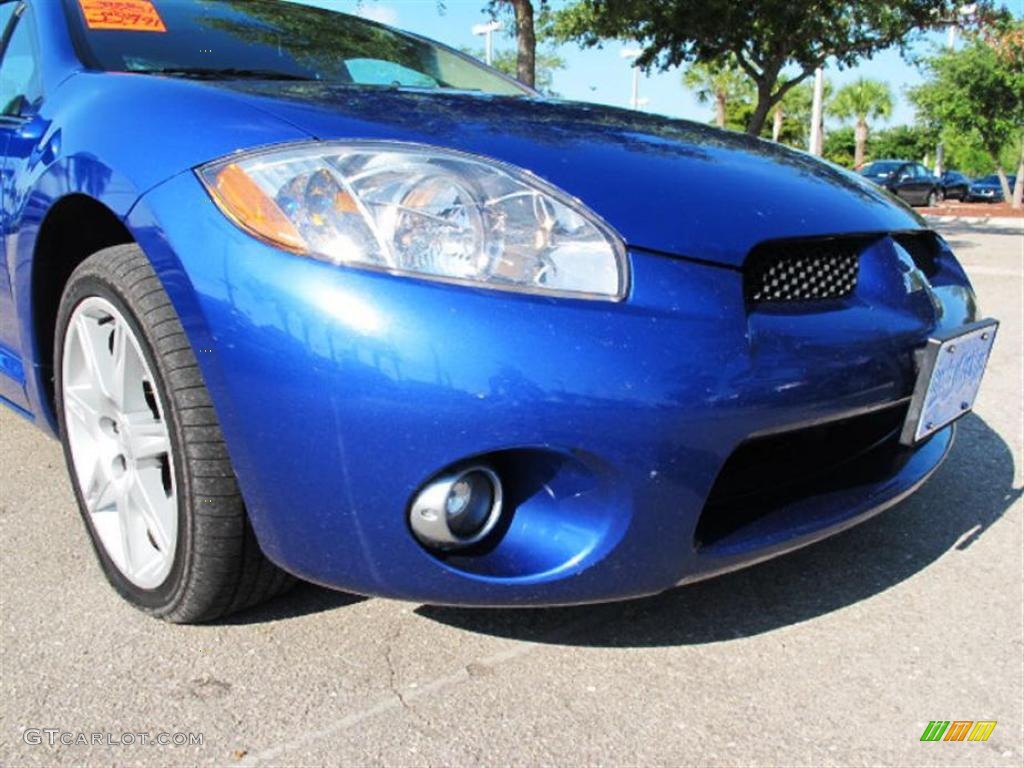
869,125,937,166
770,79,827,146
823,126,857,167
550,0,984,136
486,0,544,88
910,28,1024,207
463,46,566,95
681,58,750,128
830,78,893,168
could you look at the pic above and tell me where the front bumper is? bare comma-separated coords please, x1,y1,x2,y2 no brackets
130,173,978,606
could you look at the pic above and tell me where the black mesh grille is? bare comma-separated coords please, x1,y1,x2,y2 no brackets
745,238,864,303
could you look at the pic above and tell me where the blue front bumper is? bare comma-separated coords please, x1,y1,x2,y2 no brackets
127,173,976,606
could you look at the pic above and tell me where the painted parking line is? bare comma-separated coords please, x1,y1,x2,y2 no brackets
237,607,619,767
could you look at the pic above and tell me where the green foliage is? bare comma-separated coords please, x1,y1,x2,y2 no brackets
831,78,893,124
830,78,894,165
867,125,937,163
940,128,1021,177
823,125,938,170
681,57,752,126
462,46,565,95
717,79,821,146
909,33,1024,161
550,0,977,134
772,79,830,147
823,126,857,167
681,58,751,106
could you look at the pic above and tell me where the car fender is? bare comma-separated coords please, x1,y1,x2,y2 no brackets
7,73,311,432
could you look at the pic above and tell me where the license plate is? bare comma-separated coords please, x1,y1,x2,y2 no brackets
901,320,998,445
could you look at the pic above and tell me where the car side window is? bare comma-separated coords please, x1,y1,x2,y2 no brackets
343,58,438,89
0,3,43,118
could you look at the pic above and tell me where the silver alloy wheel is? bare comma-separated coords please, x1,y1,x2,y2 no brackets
62,297,178,589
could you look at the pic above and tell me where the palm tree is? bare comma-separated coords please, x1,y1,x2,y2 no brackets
831,78,894,169
682,58,751,129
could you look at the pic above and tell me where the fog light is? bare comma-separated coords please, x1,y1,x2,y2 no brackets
410,466,503,550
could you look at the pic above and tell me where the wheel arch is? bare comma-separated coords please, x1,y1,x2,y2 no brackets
28,194,137,431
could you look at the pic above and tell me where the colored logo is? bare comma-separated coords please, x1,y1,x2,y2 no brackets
920,721,997,742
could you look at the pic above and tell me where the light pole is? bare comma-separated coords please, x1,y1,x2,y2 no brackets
808,67,825,157
472,21,503,66
939,5,976,175
946,4,977,49
621,48,643,110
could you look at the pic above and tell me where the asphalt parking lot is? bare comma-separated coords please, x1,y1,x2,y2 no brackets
1,220,1022,767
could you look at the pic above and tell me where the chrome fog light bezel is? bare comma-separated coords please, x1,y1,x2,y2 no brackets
409,466,504,550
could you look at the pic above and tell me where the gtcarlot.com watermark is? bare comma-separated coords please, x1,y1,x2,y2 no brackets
23,728,203,748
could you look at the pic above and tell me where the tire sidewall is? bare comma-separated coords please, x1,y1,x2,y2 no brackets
55,268,193,615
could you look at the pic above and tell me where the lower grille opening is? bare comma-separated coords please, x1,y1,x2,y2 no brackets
893,231,942,278
695,402,915,549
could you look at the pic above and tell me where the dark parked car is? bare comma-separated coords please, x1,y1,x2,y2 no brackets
860,160,943,207
940,171,971,201
967,174,1017,202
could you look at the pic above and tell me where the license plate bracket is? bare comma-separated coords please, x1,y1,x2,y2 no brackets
900,319,998,446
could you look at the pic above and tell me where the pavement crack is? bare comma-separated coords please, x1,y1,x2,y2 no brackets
384,622,412,713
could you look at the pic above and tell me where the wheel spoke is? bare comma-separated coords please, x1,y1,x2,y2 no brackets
75,313,114,402
109,320,129,412
129,473,174,553
63,387,102,436
86,474,118,514
125,411,171,463
62,296,178,590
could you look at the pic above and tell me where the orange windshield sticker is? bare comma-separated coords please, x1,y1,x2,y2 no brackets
78,0,167,32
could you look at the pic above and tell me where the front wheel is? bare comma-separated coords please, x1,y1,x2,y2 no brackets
927,190,942,207
55,245,293,622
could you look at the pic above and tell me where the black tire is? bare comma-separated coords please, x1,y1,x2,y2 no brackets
927,190,941,207
55,244,293,623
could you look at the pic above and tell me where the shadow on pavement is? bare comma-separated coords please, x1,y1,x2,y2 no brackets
929,220,1023,239
414,413,1020,647
218,581,367,625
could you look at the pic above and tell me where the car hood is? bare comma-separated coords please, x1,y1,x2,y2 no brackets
209,83,923,267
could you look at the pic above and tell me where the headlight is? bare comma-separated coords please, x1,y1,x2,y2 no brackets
197,142,628,301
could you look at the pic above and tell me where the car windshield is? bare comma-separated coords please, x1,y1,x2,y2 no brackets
861,162,902,176
63,0,528,96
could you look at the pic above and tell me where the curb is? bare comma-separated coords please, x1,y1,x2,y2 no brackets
924,214,1024,226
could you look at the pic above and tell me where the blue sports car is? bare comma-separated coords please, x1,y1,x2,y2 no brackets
0,0,998,622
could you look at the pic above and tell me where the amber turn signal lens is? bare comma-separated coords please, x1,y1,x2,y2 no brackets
208,164,307,252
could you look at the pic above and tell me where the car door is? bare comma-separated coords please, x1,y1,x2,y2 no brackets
894,164,930,205
914,164,937,205
890,164,915,204
0,0,43,410
944,172,963,199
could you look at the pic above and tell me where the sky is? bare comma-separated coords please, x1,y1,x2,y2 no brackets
288,0,970,132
